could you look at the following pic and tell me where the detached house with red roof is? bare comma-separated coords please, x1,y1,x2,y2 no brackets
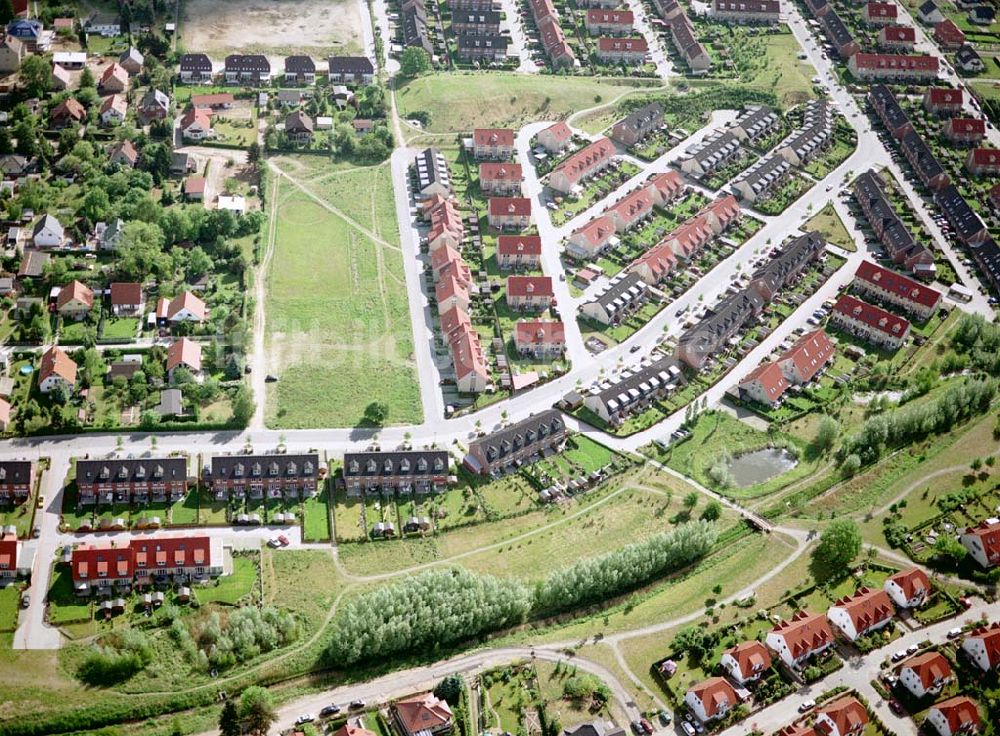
472,128,515,160
965,148,1000,176
934,18,966,49
960,520,1000,568
166,338,202,382
925,696,981,736
180,108,213,141
537,121,573,154
109,282,144,316
830,294,911,350
900,651,953,699
853,261,943,320
161,291,207,323
0,532,27,581
827,587,895,641
39,346,77,394
883,567,931,608
497,235,542,271
506,276,554,311
720,640,772,684
738,361,790,407
684,677,739,724
514,319,566,358
50,97,86,128
814,697,868,736
479,163,523,196
56,280,94,320
944,118,985,145
766,610,835,668
488,197,532,230
961,622,1000,671
924,87,963,116
392,692,454,736
863,1,897,25
548,137,616,195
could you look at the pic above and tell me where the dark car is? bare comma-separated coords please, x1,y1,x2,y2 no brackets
320,705,341,718
20,593,30,609
349,700,366,710
630,721,644,735
630,344,641,353
888,700,904,716
265,374,279,383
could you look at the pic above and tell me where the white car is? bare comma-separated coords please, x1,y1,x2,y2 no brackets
295,714,316,725
681,722,696,736
798,700,816,713
267,537,282,548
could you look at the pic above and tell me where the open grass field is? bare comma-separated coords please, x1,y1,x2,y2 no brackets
395,73,651,134
265,160,421,429
0,585,19,632
804,204,856,252
195,556,257,606
741,31,817,109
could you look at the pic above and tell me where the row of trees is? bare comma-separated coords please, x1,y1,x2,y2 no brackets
170,606,299,671
952,313,1000,375
77,630,155,685
328,522,719,665
534,520,718,612
328,568,533,665
838,377,997,466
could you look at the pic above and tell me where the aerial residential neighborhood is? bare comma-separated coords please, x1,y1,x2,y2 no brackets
0,0,999,735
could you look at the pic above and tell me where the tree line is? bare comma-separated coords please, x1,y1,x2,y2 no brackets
327,522,718,666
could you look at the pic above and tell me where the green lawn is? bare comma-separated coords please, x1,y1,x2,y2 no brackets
396,73,650,134
804,204,856,252
0,585,20,632
101,316,139,339
0,502,35,538
264,161,421,429
47,566,92,624
195,556,257,606
169,491,200,525
302,487,331,541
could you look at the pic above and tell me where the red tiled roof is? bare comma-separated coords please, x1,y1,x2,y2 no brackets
686,677,737,720
507,275,553,299
964,520,1000,567
110,282,142,306
541,121,572,144
436,274,470,306
52,97,86,121
586,9,634,25
851,53,939,72
934,18,966,44
886,567,930,601
480,162,523,183
833,294,910,337
514,319,565,346
855,260,942,308
902,651,952,690
830,586,895,633
929,697,981,734
969,148,1000,168
608,187,654,223
926,87,963,107
166,337,202,373
723,640,772,680
498,235,542,256
948,118,986,136
815,697,868,736
333,725,377,736
571,214,616,250
449,326,487,382
647,170,684,200
473,128,514,148
740,361,789,402
431,243,464,274
56,280,94,311
191,93,235,108
865,1,897,19
100,62,128,85
180,108,212,131
990,183,1000,206
184,176,207,195
597,37,649,53
966,622,1000,668
769,610,834,659
705,194,741,225
0,533,18,571
167,291,207,321
881,26,916,42
489,197,532,217
714,0,779,12
100,94,127,117
783,328,835,384
551,137,616,188
439,304,472,342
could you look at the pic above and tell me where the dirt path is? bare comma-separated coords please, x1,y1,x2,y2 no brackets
250,168,282,429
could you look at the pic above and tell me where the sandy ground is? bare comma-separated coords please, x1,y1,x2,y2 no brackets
182,0,364,60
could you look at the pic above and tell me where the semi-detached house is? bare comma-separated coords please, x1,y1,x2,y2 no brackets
899,651,953,699
765,610,834,668
961,622,1000,671
960,520,1000,568
584,356,684,425
548,137,616,194
720,640,772,684
463,409,567,475
883,567,931,608
0,461,33,504
684,677,738,724
497,235,542,270
224,54,270,84
711,0,780,24
826,586,895,641
202,454,319,500
585,9,633,35
76,457,189,505
814,697,868,736
581,272,651,326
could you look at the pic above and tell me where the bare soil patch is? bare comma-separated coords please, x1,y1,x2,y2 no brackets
181,0,364,60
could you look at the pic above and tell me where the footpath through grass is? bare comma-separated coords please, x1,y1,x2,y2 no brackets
265,161,421,429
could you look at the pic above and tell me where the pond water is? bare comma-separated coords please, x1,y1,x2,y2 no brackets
727,448,798,489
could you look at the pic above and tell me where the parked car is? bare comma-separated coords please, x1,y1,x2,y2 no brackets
947,627,964,639
295,714,316,725
906,644,920,655
798,700,816,713
658,711,672,726
889,700,904,716
630,721,643,735
277,534,290,547
349,700,366,710
320,705,342,718
20,593,29,609
892,650,908,662
680,723,695,736
639,718,653,734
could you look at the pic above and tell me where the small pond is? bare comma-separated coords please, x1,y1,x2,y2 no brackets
727,448,798,489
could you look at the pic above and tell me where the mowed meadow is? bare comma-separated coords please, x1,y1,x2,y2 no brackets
265,158,421,428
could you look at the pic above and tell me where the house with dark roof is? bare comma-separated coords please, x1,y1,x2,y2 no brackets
0,461,33,504
452,9,502,34
900,130,949,190
224,54,270,84
76,457,189,504
732,154,791,203
202,454,319,500
749,231,827,302
284,110,314,144
328,55,375,84
414,148,452,198
609,102,663,147
584,356,685,425
917,0,944,24
581,271,650,325
457,33,508,61
179,53,213,82
852,170,933,277
955,44,985,73
283,55,315,84
935,184,987,244
730,105,780,143
342,450,450,495
402,0,434,55
820,11,859,59
677,289,763,369
869,84,913,139
680,131,741,177
463,409,567,475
